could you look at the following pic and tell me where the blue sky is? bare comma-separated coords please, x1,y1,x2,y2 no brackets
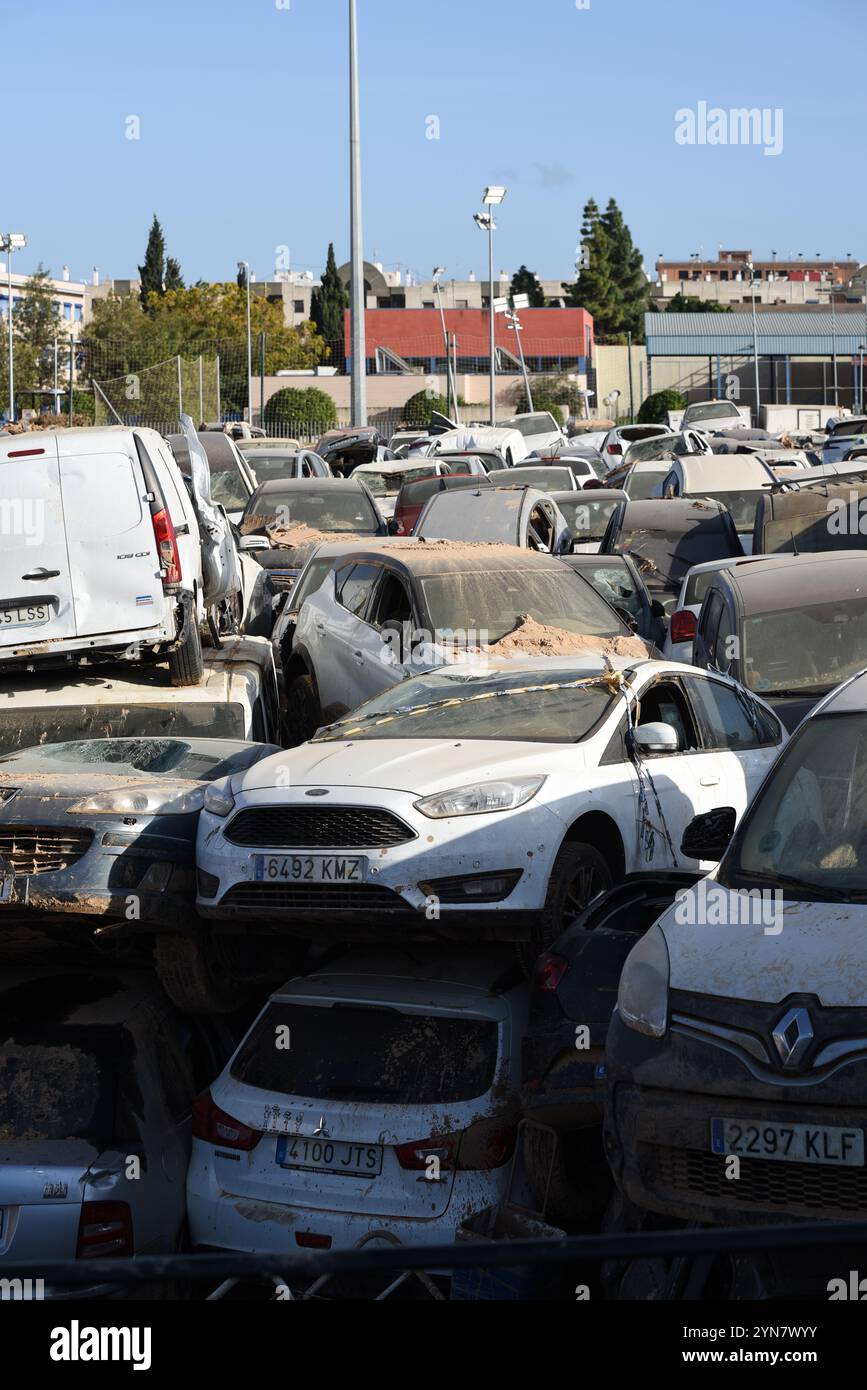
7,0,866,287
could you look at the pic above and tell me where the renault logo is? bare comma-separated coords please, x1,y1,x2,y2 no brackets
772,1006,814,1069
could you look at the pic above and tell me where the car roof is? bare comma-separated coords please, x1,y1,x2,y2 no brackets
721,551,867,609
251,477,367,497
618,498,729,527
548,488,626,503
821,669,867,714
280,946,523,997
311,539,568,576
675,456,776,490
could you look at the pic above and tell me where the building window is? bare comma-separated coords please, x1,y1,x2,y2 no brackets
679,270,689,281
63,304,72,320
422,301,435,309
74,304,82,322
294,300,304,313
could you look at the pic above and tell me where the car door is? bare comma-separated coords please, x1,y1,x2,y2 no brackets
57,432,164,639
366,565,418,682
327,562,390,713
681,672,784,823
0,434,77,650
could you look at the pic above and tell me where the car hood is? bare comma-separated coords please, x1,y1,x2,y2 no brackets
0,772,203,804
657,884,867,1006
235,738,570,796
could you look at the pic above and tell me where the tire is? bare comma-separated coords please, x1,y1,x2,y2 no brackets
517,841,612,977
523,1126,612,1230
155,934,248,1016
286,672,322,746
168,620,204,687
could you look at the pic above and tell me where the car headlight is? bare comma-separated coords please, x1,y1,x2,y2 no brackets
203,778,236,819
414,776,546,819
70,784,205,816
616,924,670,1039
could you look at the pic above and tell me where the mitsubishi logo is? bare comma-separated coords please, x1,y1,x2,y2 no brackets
772,1006,814,1069
313,1116,330,1138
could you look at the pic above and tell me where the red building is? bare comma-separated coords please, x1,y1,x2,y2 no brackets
344,307,593,375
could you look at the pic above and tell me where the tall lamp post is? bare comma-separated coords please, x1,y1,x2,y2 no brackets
746,260,761,420
474,186,506,425
433,267,458,421
504,292,533,412
237,261,253,425
2,233,26,424
349,0,367,426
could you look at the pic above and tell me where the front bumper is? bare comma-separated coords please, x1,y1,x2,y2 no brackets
196,789,563,942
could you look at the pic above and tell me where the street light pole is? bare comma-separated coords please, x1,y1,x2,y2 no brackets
831,269,840,409
433,269,457,420
238,261,252,425
506,311,533,412
349,0,367,427
474,187,506,427
747,260,761,421
2,233,26,424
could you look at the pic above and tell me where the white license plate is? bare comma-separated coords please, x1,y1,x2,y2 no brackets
275,1134,383,1177
0,604,50,629
711,1118,864,1167
254,855,366,885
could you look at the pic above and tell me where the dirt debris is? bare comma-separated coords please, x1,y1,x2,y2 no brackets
476,614,649,660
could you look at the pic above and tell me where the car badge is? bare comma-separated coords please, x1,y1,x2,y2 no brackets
772,1006,814,1069
313,1116,330,1138
306,789,330,797
43,1181,68,1199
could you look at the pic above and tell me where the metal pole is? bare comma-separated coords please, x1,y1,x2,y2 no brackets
752,285,761,422
245,274,252,424
177,355,184,418
198,356,204,426
349,0,367,426
511,315,533,413
832,288,839,408
435,280,456,419
53,337,58,417
488,222,496,424
259,331,266,430
68,335,74,424
627,331,635,422
7,245,14,423
216,355,222,424
451,333,460,424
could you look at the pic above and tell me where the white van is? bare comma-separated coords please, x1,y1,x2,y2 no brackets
0,421,236,686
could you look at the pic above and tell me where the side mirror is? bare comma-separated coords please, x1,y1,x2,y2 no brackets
650,599,666,619
387,517,400,535
630,722,680,756
681,807,737,861
239,534,271,553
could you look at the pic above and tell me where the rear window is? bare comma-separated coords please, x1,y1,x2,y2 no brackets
0,1028,126,1143
61,454,144,540
231,1002,498,1105
0,703,248,757
613,521,740,612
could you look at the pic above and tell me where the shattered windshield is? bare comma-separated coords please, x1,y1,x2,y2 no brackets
743,597,867,697
0,738,269,781
314,666,616,743
419,566,624,640
0,705,248,758
613,522,739,613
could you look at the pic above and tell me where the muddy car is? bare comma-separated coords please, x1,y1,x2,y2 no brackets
601,499,743,616
239,478,388,594
414,485,572,554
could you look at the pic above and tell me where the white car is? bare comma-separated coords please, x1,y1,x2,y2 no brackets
652,455,778,551
352,457,486,521
600,424,670,469
196,654,786,972
662,555,777,663
606,668,867,1234
186,949,528,1262
409,426,530,468
501,412,567,454
0,418,239,686
673,400,752,432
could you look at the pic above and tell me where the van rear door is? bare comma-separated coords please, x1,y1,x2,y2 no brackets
57,432,162,639
0,436,78,651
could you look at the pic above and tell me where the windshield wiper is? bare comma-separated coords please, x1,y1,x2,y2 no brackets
732,869,850,902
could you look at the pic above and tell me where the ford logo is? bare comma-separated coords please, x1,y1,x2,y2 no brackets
305,789,330,797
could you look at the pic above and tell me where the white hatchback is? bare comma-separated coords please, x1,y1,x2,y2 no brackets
186,950,528,1263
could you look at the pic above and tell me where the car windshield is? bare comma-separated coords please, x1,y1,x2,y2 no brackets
244,452,299,484
0,704,249,758
830,420,867,439
506,415,558,439
686,404,739,422
575,561,644,621
0,738,269,781
614,522,739,613
558,496,623,539
625,469,671,499
625,436,684,464
420,565,623,640
742,596,867,697
231,1002,498,1104
764,507,867,555
694,490,769,531
0,1028,124,1143
241,490,379,535
500,469,572,490
725,714,867,900
314,665,615,743
360,466,437,497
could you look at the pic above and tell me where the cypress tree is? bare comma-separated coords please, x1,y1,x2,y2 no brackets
311,243,348,345
138,216,166,308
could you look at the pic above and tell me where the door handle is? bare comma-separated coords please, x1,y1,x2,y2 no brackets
700,776,721,787
22,569,60,581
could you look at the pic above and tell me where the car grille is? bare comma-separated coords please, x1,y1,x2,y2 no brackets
0,825,94,876
647,1143,867,1218
224,806,416,849
219,882,414,915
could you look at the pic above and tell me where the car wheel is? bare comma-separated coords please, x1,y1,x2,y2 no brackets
155,934,248,1016
286,673,322,746
168,620,205,687
523,1125,612,1230
517,841,612,976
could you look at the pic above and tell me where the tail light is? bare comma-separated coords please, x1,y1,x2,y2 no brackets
533,952,570,992
192,1091,262,1152
669,609,698,645
607,444,622,455
295,1232,332,1250
77,1201,134,1259
152,507,182,586
396,1120,517,1173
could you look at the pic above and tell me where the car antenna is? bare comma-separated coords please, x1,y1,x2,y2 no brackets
790,530,800,556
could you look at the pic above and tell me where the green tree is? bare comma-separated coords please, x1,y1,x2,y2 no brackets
601,198,650,342
264,386,337,433
563,199,616,331
401,388,450,427
237,264,248,290
164,256,185,292
12,265,63,392
139,215,166,308
638,388,686,424
665,292,731,314
310,243,348,349
510,265,545,307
